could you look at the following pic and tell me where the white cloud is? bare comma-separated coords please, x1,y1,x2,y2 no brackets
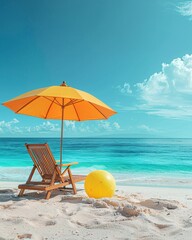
35,121,60,132
113,122,120,129
0,118,19,128
136,54,192,118
177,1,192,19
0,118,20,133
0,118,121,136
98,121,120,131
98,121,111,130
0,119,61,134
117,82,132,95
79,125,91,133
12,118,19,124
65,121,76,131
76,123,91,133
21,121,60,133
138,124,157,133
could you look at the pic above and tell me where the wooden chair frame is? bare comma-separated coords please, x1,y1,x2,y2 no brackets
18,143,86,199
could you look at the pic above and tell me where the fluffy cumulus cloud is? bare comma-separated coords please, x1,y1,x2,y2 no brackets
177,1,192,19
0,118,21,133
0,119,61,134
0,118,19,128
136,54,192,118
117,82,132,95
27,121,60,133
0,118,121,136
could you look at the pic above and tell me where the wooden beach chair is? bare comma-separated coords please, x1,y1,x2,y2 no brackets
18,143,86,200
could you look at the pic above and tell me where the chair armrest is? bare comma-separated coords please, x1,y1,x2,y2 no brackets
59,162,79,167
58,162,79,176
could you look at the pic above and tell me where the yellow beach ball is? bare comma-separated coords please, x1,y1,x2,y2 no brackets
84,170,116,199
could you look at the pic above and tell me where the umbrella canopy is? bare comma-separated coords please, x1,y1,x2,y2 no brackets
3,82,116,166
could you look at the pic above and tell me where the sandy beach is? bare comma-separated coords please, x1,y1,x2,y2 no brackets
0,182,192,240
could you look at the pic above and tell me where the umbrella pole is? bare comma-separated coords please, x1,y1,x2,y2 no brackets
60,105,64,169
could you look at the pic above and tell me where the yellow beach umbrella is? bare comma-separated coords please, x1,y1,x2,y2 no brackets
3,82,116,166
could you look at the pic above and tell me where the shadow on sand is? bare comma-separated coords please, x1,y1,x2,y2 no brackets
0,187,84,203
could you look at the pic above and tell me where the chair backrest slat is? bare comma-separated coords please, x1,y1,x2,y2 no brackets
25,143,58,179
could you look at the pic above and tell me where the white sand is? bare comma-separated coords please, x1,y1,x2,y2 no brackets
0,182,192,240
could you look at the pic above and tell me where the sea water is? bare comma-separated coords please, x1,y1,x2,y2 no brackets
0,138,192,187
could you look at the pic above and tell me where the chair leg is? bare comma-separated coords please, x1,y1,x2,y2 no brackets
18,166,36,198
45,191,52,200
68,168,77,194
71,182,77,194
44,170,56,199
18,189,25,197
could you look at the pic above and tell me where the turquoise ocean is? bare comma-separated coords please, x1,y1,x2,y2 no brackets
0,138,192,188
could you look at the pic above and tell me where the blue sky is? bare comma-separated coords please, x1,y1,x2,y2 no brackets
1,0,192,137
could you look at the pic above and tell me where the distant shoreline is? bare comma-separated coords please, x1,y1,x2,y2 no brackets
0,167,192,189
